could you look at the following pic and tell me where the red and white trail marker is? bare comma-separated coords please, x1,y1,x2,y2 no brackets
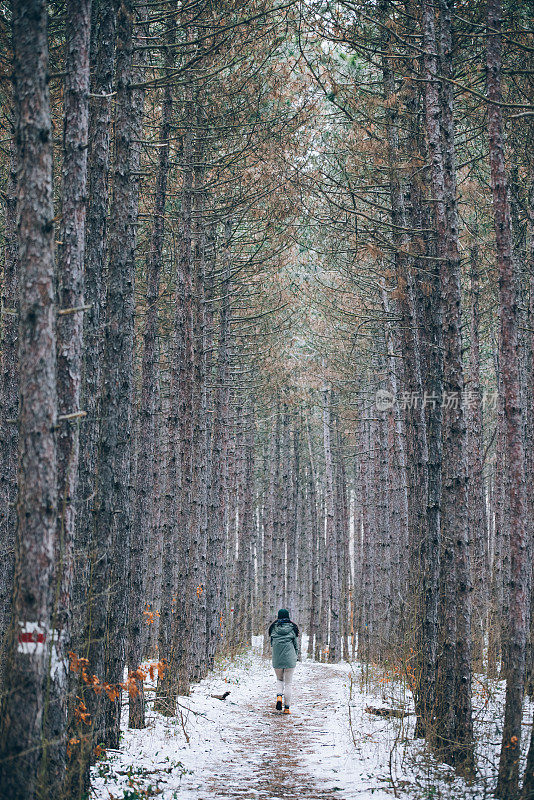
17,622,47,655
17,622,67,681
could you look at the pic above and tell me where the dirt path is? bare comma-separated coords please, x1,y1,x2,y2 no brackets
91,644,395,800
91,641,519,800
200,662,348,800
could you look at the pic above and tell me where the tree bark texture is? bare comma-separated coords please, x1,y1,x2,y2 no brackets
98,0,147,749
128,2,175,729
0,3,57,797
0,136,18,687
45,0,91,791
488,0,530,795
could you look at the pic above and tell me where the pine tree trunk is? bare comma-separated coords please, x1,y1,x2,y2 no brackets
304,414,320,659
206,220,231,668
155,334,182,713
381,281,409,652
0,137,18,687
273,408,284,610
323,386,340,662
0,3,57,796
287,423,299,618
262,414,277,652
128,3,175,728
243,406,256,645
380,6,434,730
98,0,147,749
358,417,374,664
468,231,489,671
524,171,534,699
75,0,116,624
335,421,350,661
488,395,507,677
45,0,91,790
67,3,116,791
192,126,209,679
372,403,390,661
175,78,195,693
423,0,473,771
487,1,529,796
146,363,164,657
318,480,328,662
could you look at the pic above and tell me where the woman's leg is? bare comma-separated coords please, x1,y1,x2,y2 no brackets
274,668,284,697
282,668,295,705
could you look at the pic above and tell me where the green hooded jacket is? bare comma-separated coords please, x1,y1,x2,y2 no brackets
269,619,298,669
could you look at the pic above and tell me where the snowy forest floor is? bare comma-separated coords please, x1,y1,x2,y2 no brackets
91,638,534,800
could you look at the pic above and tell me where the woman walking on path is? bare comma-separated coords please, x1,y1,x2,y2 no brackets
269,609,299,714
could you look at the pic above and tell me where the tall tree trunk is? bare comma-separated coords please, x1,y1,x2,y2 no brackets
323,386,340,662
0,136,18,687
192,121,209,680
467,228,488,672
75,0,116,630
423,0,473,772
262,413,277,652
98,0,147,749
175,79,195,694
206,219,232,668
488,425,505,678
128,2,175,729
240,406,255,645
146,363,164,657
487,1,529,797
335,420,350,661
305,414,320,659
67,2,116,792
318,478,328,662
155,307,182,713
439,0,474,775
44,0,91,792
381,281,410,652
380,3,434,731
0,4,57,797
521,179,534,797
287,423,299,619
524,169,534,700
278,402,290,609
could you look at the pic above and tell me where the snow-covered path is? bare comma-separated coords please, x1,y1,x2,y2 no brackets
91,639,402,800
93,638,515,800
193,659,356,800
